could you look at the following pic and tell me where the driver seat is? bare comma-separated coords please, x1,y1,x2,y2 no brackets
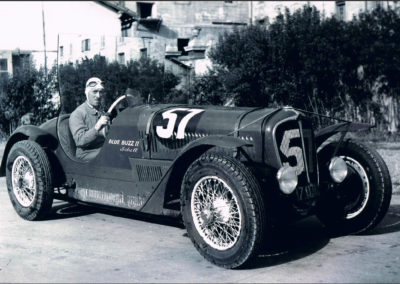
57,114,77,159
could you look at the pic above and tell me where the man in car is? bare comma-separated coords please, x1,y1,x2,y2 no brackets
69,77,110,161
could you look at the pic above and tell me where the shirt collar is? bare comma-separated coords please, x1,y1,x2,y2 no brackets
85,101,101,115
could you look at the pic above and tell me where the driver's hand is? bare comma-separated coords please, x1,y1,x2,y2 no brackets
95,115,110,132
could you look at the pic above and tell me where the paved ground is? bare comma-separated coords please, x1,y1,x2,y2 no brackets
0,176,399,283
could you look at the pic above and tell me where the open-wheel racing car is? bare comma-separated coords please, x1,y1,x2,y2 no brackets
0,95,392,268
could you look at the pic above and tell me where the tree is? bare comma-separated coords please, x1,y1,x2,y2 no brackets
58,55,180,113
193,4,400,133
33,65,59,124
208,25,271,107
0,66,37,133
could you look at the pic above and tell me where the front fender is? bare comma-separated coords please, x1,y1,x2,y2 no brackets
170,134,251,169
315,122,373,149
140,135,251,214
0,125,58,176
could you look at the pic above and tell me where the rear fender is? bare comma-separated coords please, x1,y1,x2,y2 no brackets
0,126,58,176
315,122,373,149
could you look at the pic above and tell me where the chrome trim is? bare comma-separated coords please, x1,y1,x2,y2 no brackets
342,156,370,219
298,120,311,183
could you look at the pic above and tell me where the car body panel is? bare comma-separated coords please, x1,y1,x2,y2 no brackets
0,103,375,218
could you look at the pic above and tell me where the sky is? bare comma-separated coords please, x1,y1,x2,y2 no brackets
0,1,121,67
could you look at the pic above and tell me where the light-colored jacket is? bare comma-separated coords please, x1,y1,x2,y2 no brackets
69,101,105,161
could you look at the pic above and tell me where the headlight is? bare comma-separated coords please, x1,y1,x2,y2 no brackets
329,157,348,183
276,166,298,194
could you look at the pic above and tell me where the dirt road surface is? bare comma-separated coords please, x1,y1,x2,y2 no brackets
0,176,399,283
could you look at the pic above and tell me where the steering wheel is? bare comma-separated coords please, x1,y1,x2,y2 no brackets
101,94,135,137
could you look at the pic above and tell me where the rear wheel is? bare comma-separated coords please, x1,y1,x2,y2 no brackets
181,153,266,268
6,140,53,220
317,139,392,234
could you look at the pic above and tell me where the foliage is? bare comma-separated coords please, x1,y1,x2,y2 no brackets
58,55,180,113
193,5,400,131
0,54,179,135
207,25,271,107
0,65,40,133
33,66,59,124
0,63,59,133
190,70,228,105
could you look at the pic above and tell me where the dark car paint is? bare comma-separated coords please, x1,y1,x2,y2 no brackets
0,104,371,219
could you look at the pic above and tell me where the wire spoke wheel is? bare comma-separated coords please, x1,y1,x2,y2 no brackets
191,176,242,250
6,140,53,220
11,156,37,207
181,153,266,268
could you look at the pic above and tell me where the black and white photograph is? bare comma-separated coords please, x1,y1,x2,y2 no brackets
0,1,399,283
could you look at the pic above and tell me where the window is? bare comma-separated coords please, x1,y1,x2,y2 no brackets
336,1,346,21
224,1,236,5
177,38,189,56
81,39,90,52
137,2,153,18
122,28,130,37
60,46,64,57
101,36,105,49
118,52,125,65
140,48,147,59
0,59,7,71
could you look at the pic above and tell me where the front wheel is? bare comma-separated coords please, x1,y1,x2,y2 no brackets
317,139,392,234
6,140,54,220
180,153,266,269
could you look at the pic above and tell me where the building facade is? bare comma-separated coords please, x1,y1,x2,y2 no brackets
57,1,399,89
253,1,337,25
58,1,250,89
0,49,33,78
334,1,400,21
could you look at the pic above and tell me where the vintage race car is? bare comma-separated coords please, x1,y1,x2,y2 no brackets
0,95,392,268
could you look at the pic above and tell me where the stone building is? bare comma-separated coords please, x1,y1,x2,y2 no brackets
334,1,400,21
58,1,250,89
0,49,33,78
253,1,336,25
57,1,400,90
253,1,400,24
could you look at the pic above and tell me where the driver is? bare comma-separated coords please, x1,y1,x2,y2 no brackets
69,77,110,161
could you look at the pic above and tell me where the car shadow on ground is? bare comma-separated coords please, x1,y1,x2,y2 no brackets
45,200,97,220
247,203,400,269
46,199,185,228
243,216,331,269
362,204,400,235
43,200,400,269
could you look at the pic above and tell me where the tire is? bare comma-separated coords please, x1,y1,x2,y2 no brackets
6,140,54,221
180,152,266,269
317,139,392,234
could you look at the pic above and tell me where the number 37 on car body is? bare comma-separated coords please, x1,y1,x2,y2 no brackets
156,108,204,139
